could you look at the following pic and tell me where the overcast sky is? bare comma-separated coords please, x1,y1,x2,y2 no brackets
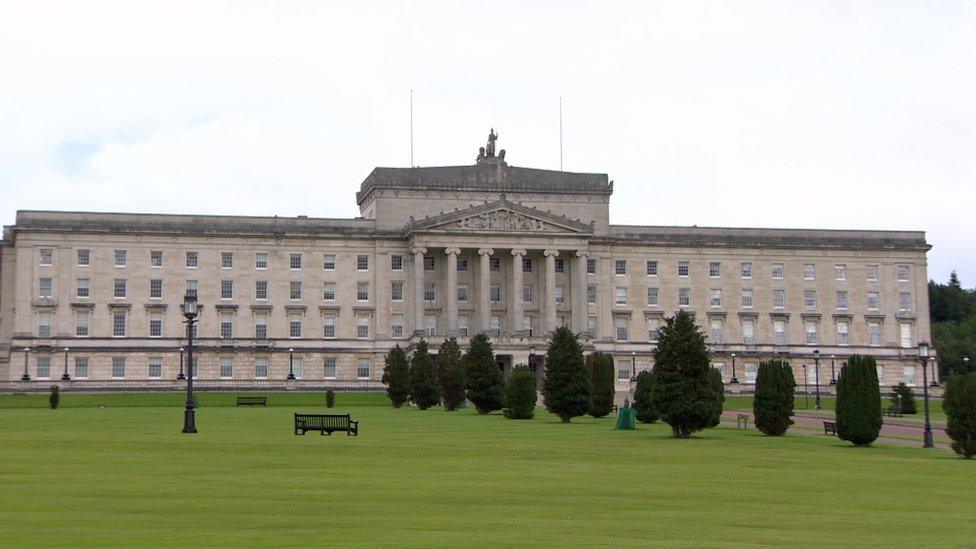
1,1,973,284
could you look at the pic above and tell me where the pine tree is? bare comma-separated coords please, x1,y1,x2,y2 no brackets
943,372,976,458
707,367,725,427
463,332,504,414
504,367,537,419
836,355,883,446
542,327,591,423
408,340,440,410
890,382,917,414
649,310,722,437
587,352,615,418
753,360,796,436
49,385,60,410
633,370,659,423
437,337,466,411
381,345,410,408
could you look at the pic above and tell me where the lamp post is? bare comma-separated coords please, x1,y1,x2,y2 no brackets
801,363,809,410
829,354,837,385
177,346,186,380
61,347,71,381
630,350,637,381
22,347,30,381
181,293,198,434
930,356,939,387
813,350,821,411
730,352,739,384
917,342,934,448
287,348,296,380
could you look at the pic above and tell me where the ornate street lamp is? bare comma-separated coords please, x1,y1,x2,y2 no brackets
813,349,821,411
917,342,934,448
801,363,809,410
287,348,296,380
177,346,186,380
730,352,739,384
630,350,637,381
829,354,837,385
61,347,71,381
181,293,199,434
22,347,31,381
930,356,939,387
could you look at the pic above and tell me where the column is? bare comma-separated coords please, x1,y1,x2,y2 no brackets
445,248,461,335
543,249,559,334
478,248,494,334
411,247,427,336
510,249,526,335
574,250,588,336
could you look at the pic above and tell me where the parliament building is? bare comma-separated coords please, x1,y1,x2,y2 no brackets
0,135,935,390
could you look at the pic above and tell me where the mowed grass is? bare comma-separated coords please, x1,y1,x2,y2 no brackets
0,402,972,547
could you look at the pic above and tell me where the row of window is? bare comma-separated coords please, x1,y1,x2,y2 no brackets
30,356,371,380
610,260,912,282
48,249,375,271
610,287,912,312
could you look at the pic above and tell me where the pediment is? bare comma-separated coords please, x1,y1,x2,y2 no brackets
405,196,593,234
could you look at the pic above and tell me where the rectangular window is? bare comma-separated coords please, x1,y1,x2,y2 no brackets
804,290,816,309
877,365,885,385
255,357,268,378
255,315,268,339
836,321,849,345
647,287,659,307
256,280,268,300
648,318,661,342
149,358,163,379
323,282,336,301
114,249,127,267
745,363,758,384
391,281,404,301
74,357,89,378
325,358,337,379
904,365,916,386
221,280,234,300
897,265,910,282
900,323,912,348
150,279,163,299
555,286,565,305
114,279,127,299
836,291,848,310
523,284,533,303
185,251,198,268
742,319,756,345
867,264,879,282
803,264,815,280
392,314,404,339
615,287,627,306
615,260,627,275
75,310,90,337
150,250,163,267
710,320,724,344
554,259,564,273
709,262,721,278
678,288,691,307
291,356,303,379
391,254,403,271
149,313,163,338
773,320,787,345
868,322,881,346
646,260,658,276
805,321,819,345
186,280,198,299
39,278,52,298
290,253,302,270
112,312,127,337
615,318,629,341
219,357,233,379
587,258,596,274
771,263,783,279
677,261,689,277
357,316,370,339
618,360,631,381
490,284,501,303
221,251,233,269
77,249,90,266
458,315,469,337
357,358,371,379
357,255,369,271
709,289,722,308
835,264,846,281
588,315,597,337
255,252,268,269
741,262,754,279
424,256,435,271
220,315,233,339
867,292,880,311
490,257,500,272
588,284,597,305
37,312,51,338
323,254,336,270
290,281,302,300
899,292,911,312
458,259,468,272
458,285,469,302
289,314,302,338
424,282,436,302
323,315,336,339
425,315,436,337
523,258,533,273
112,357,126,378
741,289,753,308
490,316,501,336
35,357,51,378
773,289,785,309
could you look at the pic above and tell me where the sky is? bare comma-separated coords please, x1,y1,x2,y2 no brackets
1,1,973,284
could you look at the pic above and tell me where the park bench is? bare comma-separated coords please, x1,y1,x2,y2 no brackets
823,420,837,436
737,413,750,429
883,405,903,417
236,396,267,407
294,413,359,436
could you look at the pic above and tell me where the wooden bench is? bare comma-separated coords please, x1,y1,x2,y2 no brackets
236,396,267,407
823,420,837,436
294,413,359,436
883,405,903,417
737,413,750,429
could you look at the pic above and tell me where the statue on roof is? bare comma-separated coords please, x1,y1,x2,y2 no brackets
486,128,498,157
477,128,507,166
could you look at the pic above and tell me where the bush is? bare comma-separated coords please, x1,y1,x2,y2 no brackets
753,360,796,436
649,310,722,438
943,372,976,458
49,385,60,410
381,345,410,408
504,367,537,419
633,370,659,423
408,340,440,410
464,333,504,414
542,327,591,423
325,390,335,408
836,355,883,446
437,337,466,411
707,367,725,428
587,352,615,418
890,382,917,414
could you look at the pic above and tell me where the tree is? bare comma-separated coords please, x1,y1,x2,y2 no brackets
463,333,504,414
890,382,917,414
753,360,796,436
836,355,883,446
49,385,60,410
587,352,615,418
943,372,976,458
408,340,440,410
632,370,659,423
542,327,591,423
649,310,722,438
381,345,410,408
929,273,976,377
437,337,466,411
504,367,537,419
707,367,726,428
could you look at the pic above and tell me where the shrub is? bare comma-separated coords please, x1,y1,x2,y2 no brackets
409,340,440,410
707,367,726,428
381,345,410,408
649,310,722,438
325,390,335,408
464,333,504,414
437,337,466,411
587,352,615,418
633,370,659,423
542,327,591,423
49,385,60,410
943,372,976,458
890,382,917,414
836,355,883,446
504,367,537,419
753,360,796,436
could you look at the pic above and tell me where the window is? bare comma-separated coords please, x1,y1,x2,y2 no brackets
357,255,369,271
290,281,302,300
490,257,500,272
805,321,819,345
803,264,815,280
713,362,725,381
255,315,268,339
114,279,127,298
678,288,691,307
588,315,598,337
219,358,233,378
255,252,268,269
710,320,724,344
904,365,916,387
36,357,51,378
39,278,52,298
709,289,722,308
221,280,234,300
458,259,468,272
587,258,596,274
741,289,753,308
618,360,631,381
615,260,626,275
391,281,404,301
290,356,303,379
646,260,658,276
677,261,689,277
490,284,501,302
900,323,912,348
424,256,435,271
773,320,787,345
255,357,268,378
867,292,880,311
490,316,501,336
425,315,436,337
185,251,198,268
807,366,818,385
150,250,163,267
220,251,233,269
615,287,627,306
357,316,370,339
424,282,435,302
867,264,878,282
74,357,88,378
114,249,127,267
113,312,127,337
391,254,403,270
357,358,371,379
709,262,721,278
458,316,469,337
323,315,336,339
876,365,884,385
290,253,302,270
391,314,404,339
554,259,564,273
112,357,125,378
458,285,468,302
75,310,90,337
648,318,661,342
149,312,163,338
897,265,910,282
220,315,233,339
37,312,51,338
149,279,163,299
835,264,846,281
745,363,758,384
773,290,785,309
836,291,848,310
256,280,268,300
836,321,849,345
804,290,816,310
186,280,198,299
523,258,533,273
647,287,659,307
555,286,565,305
899,292,911,312
149,358,163,379
741,262,754,279
742,320,756,345
323,254,336,270
523,284,533,303
323,282,336,301
588,285,597,305
771,263,783,279
615,318,629,341
289,314,302,338
325,358,337,379
868,322,881,346
77,249,90,266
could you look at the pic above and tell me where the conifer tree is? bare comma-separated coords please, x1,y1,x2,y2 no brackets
463,332,504,414
437,337,466,411
543,327,591,423
836,355,883,446
633,370,659,423
504,367,537,419
408,340,440,410
890,382,917,414
753,359,796,436
587,352,615,418
943,372,976,458
381,345,410,408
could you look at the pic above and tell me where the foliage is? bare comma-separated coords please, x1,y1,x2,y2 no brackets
943,373,976,458
836,355,883,446
929,273,976,377
325,390,335,408
504,367,537,419
649,310,723,437
587,352,615,418
463,333,504,414
408,340,440,410
49,385,60,410
632,370,659,423
890,382,917,414
381,345,411,408
436,337,466,411
542,327,591,423
753,360,796,436
707,367,725,428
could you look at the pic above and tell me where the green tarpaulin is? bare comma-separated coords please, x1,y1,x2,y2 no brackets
615,407,636,430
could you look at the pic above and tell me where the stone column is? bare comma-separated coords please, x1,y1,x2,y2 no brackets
510,249,527,335
543,249,559,334
478,248,494,334
574,250,588,336
445,248,461,335
411,247,427,336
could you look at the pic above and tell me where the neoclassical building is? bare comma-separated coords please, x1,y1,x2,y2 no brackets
0,137,935,390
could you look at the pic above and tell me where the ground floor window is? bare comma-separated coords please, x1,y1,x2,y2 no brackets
112,357,126,378
148,358,162,379
325,358,337,379
36,357,51,378
219,357,233,379
745,363,758,384
74,357,88,378
357,358,371,379
254,357,268,379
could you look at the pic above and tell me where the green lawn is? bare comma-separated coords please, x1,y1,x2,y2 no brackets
0,400,971,546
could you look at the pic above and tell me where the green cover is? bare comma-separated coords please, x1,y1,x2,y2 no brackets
615,407,636,430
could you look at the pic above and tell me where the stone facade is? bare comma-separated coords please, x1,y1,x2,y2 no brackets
0,155,935,390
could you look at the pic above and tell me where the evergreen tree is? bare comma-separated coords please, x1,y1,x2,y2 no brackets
542,327,591,423
436,337,466,411
49,385,60,410
753,360,796,436
633,370,659,423
649,310,722,437
504,367,537,419
707,367,726,427
943,372,976,458
408,340,440,410
463,332,504,414
890,382,917,414
836,355,883,446
587,352,615,418
381,345,410,408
